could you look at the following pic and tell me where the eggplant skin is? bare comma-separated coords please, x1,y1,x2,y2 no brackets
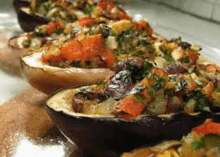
45,93,214,157
13,0,30,13
17,9,50,32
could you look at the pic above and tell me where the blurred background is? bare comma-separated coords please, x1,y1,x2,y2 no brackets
149,0,220,23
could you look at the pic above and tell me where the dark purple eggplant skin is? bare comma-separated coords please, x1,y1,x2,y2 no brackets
17,8,50,32
45,102,215,157
13,0,30,13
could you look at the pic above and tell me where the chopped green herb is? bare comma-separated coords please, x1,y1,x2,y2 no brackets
197,95,211,112
176,79,187,92
160,45,167,54
141,61,153,77
57,61,66,67
116,30,132,46
86,28,93,36
163,89,173,97
43,2,51,12
55,29,63,35
191,141,204,150
83,95,89,100
214,88,220,92
164,54,174,62
22,39,31,48
134,95,147,105
170,36,181,42
48,60,54,66
114,48,124,55
145,87,156,99
169,76,177,81
130,84,144,95
152,77,165,91
132,50,144,57
84,4,93,14
180,56,190,63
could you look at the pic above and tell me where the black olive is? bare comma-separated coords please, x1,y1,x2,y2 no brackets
71,60,81,67
114,58,145,74
180,41,192,50
75,90,106,102
105,70,132,100
85,61,91,67
77,0,87,10
169,36,181,42
209,78,217,88
102,26,111,38
164,63,188,75
73,90,106,112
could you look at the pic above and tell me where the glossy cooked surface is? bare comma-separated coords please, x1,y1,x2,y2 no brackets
0,88,83,157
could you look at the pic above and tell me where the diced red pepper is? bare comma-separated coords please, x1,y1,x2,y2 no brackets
193,120,220,135
98,1,115,10
133,20,153,35
42,53,63,66
118,11,132,20
190,52,198,63
46,21,63,35
118,95,146,117
60,40,83,60
100,49,115,68
81,34,104,61
78,17,95,27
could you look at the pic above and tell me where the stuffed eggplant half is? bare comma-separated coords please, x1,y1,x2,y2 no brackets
45,55,220,156
20,19,155,94
15,0,131,32
121,119,220,157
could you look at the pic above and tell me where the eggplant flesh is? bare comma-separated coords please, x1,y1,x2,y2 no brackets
45,88,216,156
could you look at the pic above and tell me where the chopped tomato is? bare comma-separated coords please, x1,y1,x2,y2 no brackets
78,17,95,27
60,40,83,60
46,21,63,35
42,53,63,66
140,90,153,102
100,49,114,68
81,34,104,61
133,20,153,35
190,52,198,63
118,95,146,117
98,1,115,10
154,68,166,77
193,120,220,135
119,11,132,20
188,81,196,92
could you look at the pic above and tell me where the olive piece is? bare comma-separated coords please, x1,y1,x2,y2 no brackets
73,90,106,112
114,58,145,74
180,41,192,50
105,70,132,100
164,63,188,75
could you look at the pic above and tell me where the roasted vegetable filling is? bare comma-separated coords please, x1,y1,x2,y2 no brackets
71,56,220,118
21,0,131,49
121,120,220,157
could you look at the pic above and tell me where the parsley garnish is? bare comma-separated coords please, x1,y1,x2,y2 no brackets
191,141,204,150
